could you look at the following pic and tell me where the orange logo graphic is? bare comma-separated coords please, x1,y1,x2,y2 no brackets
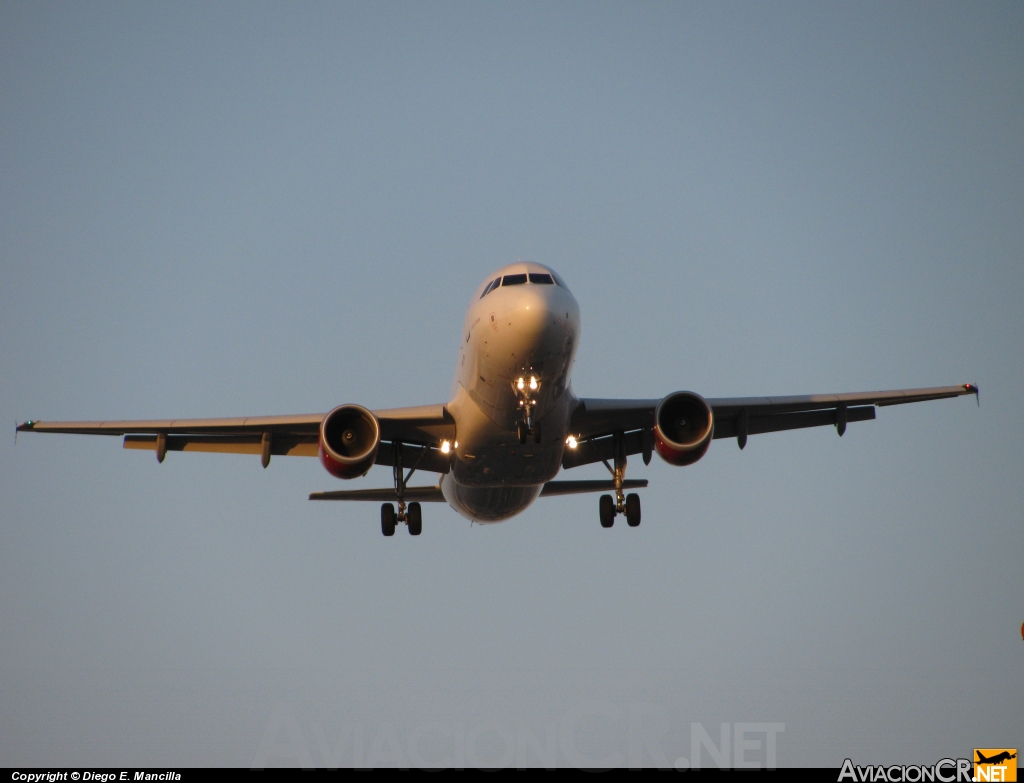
974,749,1017,782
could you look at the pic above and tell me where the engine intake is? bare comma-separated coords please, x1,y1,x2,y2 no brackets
319,404,380,479
654,391,714,466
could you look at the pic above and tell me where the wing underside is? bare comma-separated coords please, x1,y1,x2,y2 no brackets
17,404,456,472
564,384,977,469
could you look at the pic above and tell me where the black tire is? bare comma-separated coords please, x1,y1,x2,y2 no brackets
625,493,641,527
407,502,422,536
599,494,615,528
517,422,527,444
381,503,396,537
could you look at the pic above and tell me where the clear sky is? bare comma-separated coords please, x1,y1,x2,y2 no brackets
2,1,1021,768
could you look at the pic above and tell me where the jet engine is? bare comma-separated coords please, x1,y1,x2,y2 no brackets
319,404,381,479
654,391,714,466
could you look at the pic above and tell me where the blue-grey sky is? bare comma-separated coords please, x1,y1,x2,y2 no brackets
2,1,1021,768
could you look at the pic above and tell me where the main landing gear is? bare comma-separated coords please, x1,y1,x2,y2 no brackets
381,501,421,536
599,493,641,528
381,441,426,537
599,431,641,528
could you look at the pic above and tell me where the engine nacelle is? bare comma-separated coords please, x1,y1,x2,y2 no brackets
654,391,714,467
319,404,381,479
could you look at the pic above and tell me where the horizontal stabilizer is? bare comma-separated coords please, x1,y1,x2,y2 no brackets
309,478,650,503
540,479,647,496
310,485,446,502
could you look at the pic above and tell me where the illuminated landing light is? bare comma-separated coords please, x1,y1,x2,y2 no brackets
440,440,451,454
529,376,538,390
517,377,525,390
566,435,578,449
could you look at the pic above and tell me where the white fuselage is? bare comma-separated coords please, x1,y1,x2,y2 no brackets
440,263,581,522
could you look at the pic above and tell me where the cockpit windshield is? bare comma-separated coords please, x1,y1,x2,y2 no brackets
479,269,569,298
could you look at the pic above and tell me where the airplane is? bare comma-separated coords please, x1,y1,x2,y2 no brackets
16,262,978,536
976,751,1016,765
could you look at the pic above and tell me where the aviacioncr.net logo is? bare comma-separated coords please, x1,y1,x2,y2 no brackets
838,758,973,782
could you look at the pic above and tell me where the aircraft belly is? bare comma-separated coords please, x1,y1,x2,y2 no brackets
447,384,571,488
440,474,541,523
453,442,562,486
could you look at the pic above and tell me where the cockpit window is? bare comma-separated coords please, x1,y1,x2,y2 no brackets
482,271,565,294
551,271,570,290
480,277,501,298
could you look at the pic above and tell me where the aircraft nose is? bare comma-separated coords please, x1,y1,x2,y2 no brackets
507,286,568,339
507,282,573,325
504,289,580,383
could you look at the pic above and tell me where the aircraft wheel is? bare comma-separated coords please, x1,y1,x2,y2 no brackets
517,422,527,444
381,503,396,536
625,493,641,527
599,494,615,528
408,502,422,536
532,422,542,444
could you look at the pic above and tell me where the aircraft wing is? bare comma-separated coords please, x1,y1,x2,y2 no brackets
564,384,978,469
16,404,456,471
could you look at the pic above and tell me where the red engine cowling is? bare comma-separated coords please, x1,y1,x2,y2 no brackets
654,391,714,467
319,404,381,479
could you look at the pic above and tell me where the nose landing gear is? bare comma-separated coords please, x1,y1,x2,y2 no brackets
599,431,642,528
517,421,542,445
513,373,543,444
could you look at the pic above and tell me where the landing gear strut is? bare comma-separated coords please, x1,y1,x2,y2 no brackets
599,431,641,528
382,441,427,536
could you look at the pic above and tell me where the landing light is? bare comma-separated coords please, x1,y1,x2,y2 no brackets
529,376,538,390
440,440,451,454
517,377,525,390
566,435,578,449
